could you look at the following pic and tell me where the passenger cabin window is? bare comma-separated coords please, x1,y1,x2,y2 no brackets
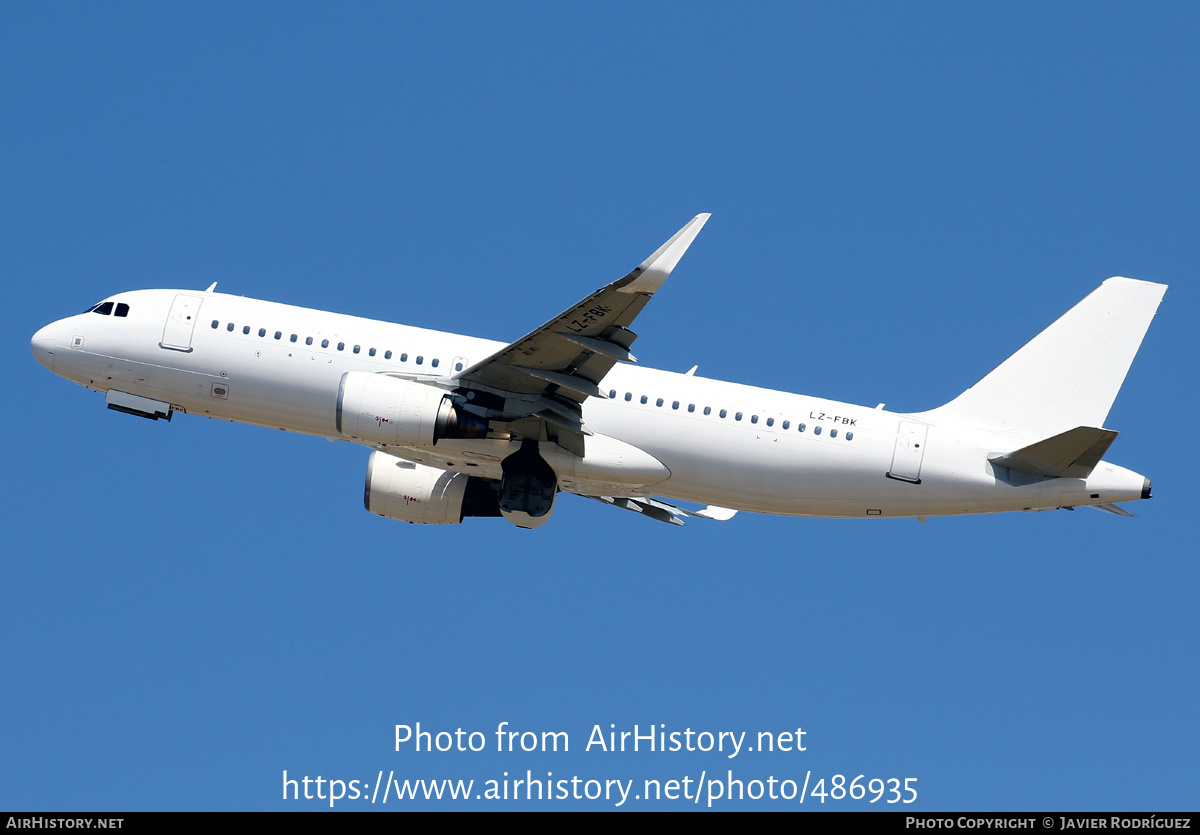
353,345,360,354
337,342,345,351
719,409,727,418
369,348,376,357
846,432,854,441
211,320,219,329
385,350,393,359
290,334,298,343
735,412,743,421
704,406,711,415
814,425,822,435
243,326,250,334
640,396,648,404
306,337,313,345
750,415,758,424
625,392,632,401
258,328,266,337
274,331,282,340
114,303,130,317
830,428,838,438
656,398,664,407
322,339,329,348
226,322,234,332
432,358,439,368
782,420,790,429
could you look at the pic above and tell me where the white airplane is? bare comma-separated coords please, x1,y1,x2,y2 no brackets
31,215,1166,529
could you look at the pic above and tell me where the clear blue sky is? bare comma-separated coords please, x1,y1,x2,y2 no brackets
3,2,1196,810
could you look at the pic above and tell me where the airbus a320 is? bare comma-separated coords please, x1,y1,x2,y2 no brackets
31,215,1165,528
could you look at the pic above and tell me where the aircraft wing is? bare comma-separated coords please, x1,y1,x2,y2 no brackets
453,214,710,454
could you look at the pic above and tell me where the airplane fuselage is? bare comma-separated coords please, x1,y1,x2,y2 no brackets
32,287,1151,522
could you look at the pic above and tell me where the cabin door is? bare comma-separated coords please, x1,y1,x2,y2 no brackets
160,294,205,352
888,421,928,483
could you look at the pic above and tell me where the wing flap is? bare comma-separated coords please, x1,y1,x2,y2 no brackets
580,494,738,525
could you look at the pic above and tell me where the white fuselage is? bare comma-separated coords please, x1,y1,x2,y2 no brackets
31,288,1149,519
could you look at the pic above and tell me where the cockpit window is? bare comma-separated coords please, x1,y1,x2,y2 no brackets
89,302,114,315
114,303,130,317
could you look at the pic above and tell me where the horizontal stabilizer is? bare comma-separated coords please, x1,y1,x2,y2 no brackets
989,426,1118,479
693,505,738,521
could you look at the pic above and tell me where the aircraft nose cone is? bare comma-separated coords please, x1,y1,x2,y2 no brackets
31,324,57,372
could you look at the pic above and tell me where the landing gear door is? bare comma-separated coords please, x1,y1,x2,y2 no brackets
888,421,928,484
161,294,205,352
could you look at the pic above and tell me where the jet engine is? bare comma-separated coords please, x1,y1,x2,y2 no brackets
364,452,501,524
336,372,487,446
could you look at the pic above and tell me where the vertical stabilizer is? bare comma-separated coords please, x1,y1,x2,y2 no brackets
932,278,1166,437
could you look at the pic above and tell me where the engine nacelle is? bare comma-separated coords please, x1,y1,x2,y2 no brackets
336,372,487,446
365,452,501,524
